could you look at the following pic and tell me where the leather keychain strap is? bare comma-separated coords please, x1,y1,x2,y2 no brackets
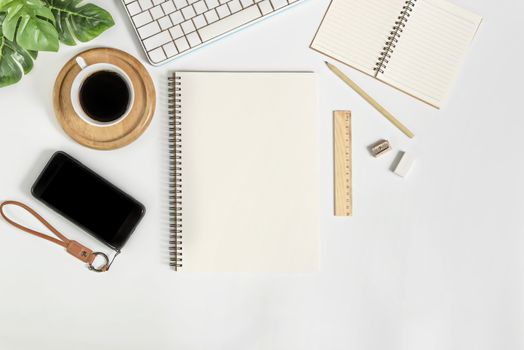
0,200,110,272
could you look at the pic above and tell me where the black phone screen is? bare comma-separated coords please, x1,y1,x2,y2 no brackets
32,152,145,251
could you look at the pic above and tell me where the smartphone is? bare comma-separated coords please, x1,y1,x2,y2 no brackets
32,151,145,251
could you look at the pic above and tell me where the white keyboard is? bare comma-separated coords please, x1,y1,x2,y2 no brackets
121,0,304,65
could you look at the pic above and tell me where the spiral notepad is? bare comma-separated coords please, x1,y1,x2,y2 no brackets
168,72,319,272
311,0,482,108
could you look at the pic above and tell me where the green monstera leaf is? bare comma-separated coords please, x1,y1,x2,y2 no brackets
0,0,59,51
0,0,114,88
43,0,114,46
0,13,38,87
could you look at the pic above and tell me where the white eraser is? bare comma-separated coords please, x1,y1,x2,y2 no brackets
393,152,414,177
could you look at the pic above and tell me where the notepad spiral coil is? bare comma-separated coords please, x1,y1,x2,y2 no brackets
168,75,183,270
374,0,417,74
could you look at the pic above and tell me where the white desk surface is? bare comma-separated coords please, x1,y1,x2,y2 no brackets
1,0,523,349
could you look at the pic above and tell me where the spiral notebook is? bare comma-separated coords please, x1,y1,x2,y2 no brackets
311,0,482,108
168,72,319,272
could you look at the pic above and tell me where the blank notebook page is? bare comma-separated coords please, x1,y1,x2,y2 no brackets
177,72,319,272
378,0,482,108
311,0,407,76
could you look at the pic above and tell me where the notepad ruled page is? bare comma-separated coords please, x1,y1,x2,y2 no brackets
311,0,407,76
377,0,482,108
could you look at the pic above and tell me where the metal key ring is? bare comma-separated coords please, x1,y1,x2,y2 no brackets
88,252,110,272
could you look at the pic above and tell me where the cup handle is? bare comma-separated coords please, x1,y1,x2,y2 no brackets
75,56,88,70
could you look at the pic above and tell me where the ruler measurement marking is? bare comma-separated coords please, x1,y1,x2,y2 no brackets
334,110,352,216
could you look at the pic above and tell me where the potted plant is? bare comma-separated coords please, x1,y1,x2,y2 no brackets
0,0,114,88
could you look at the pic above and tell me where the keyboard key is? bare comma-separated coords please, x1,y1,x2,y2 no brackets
170,10,184,24
127,1,142,15
162,0,176,13
169,25,184,38
150,5,165,19
126,0,299,64
175,37,190,52
198,5,261,41
270,0,286,10
204,9,219,23
143,30,172,50
148,47,166,63
186,32,202,47
139,0,154,10
181,20,196,34
228,0,242,13
182,6,196,19
257,0,272,14
163,42,179,57
138,21,161,38
216,4,230,18
173,0,187,8
158,15,173,29
193,14,207,28
205,0,219,8
193,1,207,14
133,11,153,27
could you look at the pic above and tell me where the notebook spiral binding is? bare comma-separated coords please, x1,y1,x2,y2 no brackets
374,0,418,74
168,75,183,270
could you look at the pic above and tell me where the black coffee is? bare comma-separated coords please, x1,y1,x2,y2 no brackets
79,71,130,123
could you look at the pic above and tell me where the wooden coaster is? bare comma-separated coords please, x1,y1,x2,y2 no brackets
53,47,156,150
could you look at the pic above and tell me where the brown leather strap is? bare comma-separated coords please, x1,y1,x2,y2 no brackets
0,200,107,270
0,201,69,247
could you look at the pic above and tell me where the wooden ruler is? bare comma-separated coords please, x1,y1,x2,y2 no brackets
333,111,352,216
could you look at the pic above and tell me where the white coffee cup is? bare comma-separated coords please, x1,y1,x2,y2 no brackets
70,56,135,127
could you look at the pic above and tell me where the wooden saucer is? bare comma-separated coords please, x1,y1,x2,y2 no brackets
53,48,156,150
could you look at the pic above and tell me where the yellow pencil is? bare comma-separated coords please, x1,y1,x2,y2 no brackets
325,61,414,139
